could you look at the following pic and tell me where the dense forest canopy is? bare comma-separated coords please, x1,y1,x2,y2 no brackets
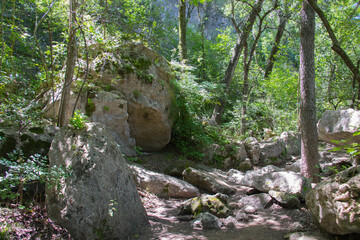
0,0,359,155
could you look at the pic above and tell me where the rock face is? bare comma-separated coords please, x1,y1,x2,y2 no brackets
306,166,360,235
182,167,236,195
0,126,54,158
129,164,199,198
318,109,360,145
46,123,149,240
241,166,310,198
42,41,175,153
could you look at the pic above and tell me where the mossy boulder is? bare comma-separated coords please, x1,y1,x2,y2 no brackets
42,41,175,154
181,194,232,218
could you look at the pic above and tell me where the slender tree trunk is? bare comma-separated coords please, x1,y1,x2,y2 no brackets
300,0,320,183
264,9,288,79
197,3,207,82
241,42,249,134
357,60,360,108
211,0,264,123
179,0,187,62
57,0,77,127
0,0,5,73
307,0,360,90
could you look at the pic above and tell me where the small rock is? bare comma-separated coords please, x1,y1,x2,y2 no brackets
226,169,245,184
190,212,222,230
285,232,331,240
223,216,237,229
243,205,257,214
235,212,249,222
289,222,304,232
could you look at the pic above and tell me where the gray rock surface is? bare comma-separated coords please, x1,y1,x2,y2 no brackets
318,109,360,145
306,166,360,235
238,193,272,210
268,190,300,209
129,164,199,198
226,169,245,184
286,232,331,240
46,123,149,240
241,166,310,198
190,212,222,230
42,41,175,153
223,216,237,229
279,131,301,156
182,167,236,195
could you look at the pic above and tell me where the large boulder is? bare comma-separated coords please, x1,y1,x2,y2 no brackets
182,167,236,195
240,165,310,199
305,166,360,235
279,131,301,156
238,193,273,210
42,41,175,153
129,164,199,198
318,109,360,145
46,123,149,240
181,194,232,218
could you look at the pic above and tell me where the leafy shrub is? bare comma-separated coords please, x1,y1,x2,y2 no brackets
70,110,88,130
0,150,47,204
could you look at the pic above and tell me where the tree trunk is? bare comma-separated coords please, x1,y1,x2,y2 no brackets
307,0,360,91
241,42,249,134
57,0,77,127
300,0,320,183
0,0,5,73
197,3,207,82
211,0,264,123
179,0,187,62
264,9,288,79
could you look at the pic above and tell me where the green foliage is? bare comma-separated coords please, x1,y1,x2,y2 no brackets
85,98,96,117
331,127,360,164
70,110,89,130
0,149,48,203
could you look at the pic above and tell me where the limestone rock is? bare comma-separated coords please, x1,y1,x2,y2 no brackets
241,166,310,199
46,123,149,240
268,190,300,209
259,139,285,161
190,212,222,230
182,167,236,195
318,109,360,145
285,160,301,173
0,126,54,158
129,164,199,198
235,212,249,222
181,194,232,218
238,193,272,210
226,169,245,184
286,232,331,240
233,142,248,162
306,166,360,235
42,41,175,153
279,131,301,156
223,216,237,229
245,138,261,165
